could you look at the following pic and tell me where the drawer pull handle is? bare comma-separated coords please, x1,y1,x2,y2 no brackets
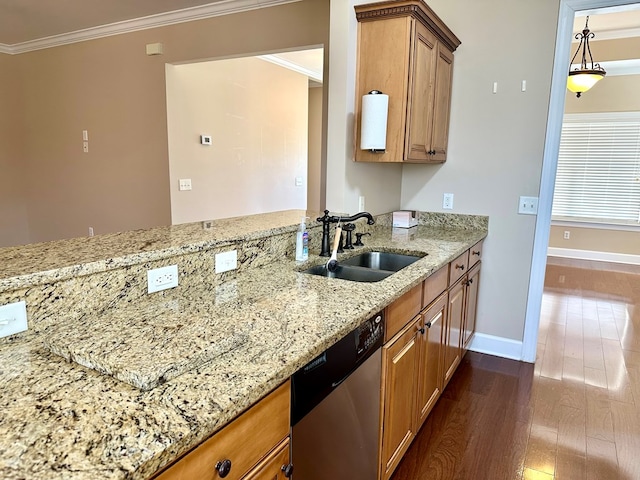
425,321,432,329
472,250,481,256
215,459,232,478
282,463,294,477
417,325,425,334
455,264,465,270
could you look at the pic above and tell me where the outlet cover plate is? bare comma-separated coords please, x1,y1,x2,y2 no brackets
0,301,28,338
147,265,179,293
443,193,454,210
215,250,238,273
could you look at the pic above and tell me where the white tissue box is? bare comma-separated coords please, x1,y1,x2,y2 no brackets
392,210,418,228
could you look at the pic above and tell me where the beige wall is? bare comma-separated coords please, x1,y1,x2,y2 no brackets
559,36,640,257
0,53,29,247
308,87,323,213
566,37,640,111
6,0,329,245
166,57,309,224
398,0,560,342
549,225,640,254
325,0,404,216
565,74,640,112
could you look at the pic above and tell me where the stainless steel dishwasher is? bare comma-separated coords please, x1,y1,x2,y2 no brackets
291,311,384,480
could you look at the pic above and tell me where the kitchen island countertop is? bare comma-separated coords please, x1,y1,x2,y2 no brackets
0,218,486,480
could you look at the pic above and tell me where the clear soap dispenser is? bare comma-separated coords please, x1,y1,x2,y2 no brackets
295,217,309,261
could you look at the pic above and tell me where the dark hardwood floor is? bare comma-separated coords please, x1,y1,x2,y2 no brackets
392,258,640,480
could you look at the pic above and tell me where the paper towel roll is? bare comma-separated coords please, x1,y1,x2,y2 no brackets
360,91,389,151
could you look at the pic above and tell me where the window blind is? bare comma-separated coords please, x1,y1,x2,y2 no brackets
552,112,640,225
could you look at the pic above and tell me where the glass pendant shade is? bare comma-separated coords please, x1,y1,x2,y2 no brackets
567,70,605,97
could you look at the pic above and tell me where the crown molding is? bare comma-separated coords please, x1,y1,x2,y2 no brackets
6,0,301,55
570,58,640,75
593,26,640,40
258,54,323,82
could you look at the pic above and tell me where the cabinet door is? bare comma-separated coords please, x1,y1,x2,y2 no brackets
242,439,291,480
429,43,454,162
463,263,481,352
380,317,420,480
405,21,437,162
443,279,464,388
355,16,412,163
154,382,290,480
416,293,446,430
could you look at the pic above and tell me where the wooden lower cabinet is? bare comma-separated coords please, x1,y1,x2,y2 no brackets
415,293,446,430
242,439,291,480
380,316,421,480
443,277,464,388
153,381,291,480
462,262,481,352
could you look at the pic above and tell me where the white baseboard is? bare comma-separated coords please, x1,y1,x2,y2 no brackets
548,247,640,265
468,333,525,361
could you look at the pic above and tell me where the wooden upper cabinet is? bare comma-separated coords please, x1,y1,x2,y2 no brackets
354,0,461,164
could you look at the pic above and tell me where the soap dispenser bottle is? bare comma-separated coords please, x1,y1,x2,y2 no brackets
295,217,309,261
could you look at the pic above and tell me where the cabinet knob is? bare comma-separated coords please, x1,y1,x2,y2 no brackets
472,250,481,256
416,325,425,334
425,321,432,329
281,463,294,477
215,459,232,478
455,264,465,270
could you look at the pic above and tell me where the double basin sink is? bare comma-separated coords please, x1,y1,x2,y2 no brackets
303,251,424,282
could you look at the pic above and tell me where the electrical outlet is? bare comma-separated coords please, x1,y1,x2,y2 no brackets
179,179,192,191
215,250,238,273
563,230,570,240
518,196,538,215
359,196,366,212
443,193,454,210
147,265,179,293
0,301,28,338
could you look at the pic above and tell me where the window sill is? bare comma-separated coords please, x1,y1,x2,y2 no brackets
551,217,640,232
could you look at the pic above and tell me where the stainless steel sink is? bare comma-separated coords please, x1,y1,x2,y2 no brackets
301,252,424,282
341,251,424,272
302,264,392,282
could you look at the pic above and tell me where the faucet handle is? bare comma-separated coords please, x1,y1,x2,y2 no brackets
354,232,371,247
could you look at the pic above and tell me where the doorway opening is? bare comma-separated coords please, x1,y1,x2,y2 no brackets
165,47,324,225
523,0,640,362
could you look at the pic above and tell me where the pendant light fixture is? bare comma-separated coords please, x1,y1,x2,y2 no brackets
567,16,606,98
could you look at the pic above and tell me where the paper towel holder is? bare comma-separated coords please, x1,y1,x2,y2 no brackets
360,90,389,153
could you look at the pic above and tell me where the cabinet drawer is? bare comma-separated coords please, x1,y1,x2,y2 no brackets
155,381,290,480
469,240,483,268
385,284,423,342
449,251,469,287
422,265,448,309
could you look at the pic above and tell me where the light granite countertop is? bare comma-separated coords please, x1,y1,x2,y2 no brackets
0,220,486,480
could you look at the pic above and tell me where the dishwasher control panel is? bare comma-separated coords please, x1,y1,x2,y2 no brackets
355,311,384,360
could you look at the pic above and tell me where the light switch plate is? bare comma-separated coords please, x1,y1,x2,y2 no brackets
518,196,539,215
0,301,28,338
215,250,238,273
